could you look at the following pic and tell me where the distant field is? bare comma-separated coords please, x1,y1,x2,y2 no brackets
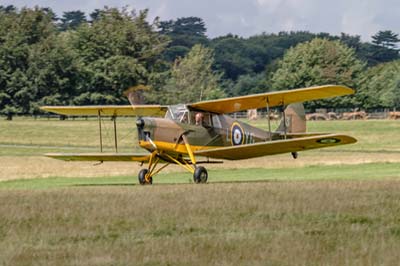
0,118,399,181
0,117,140,155
1,117,400,156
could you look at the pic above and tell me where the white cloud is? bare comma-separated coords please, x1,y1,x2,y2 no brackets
256,0,282,11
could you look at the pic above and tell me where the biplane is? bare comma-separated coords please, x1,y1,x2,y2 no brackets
41,85,357,184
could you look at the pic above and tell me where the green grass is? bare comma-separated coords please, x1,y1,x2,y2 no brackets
0,117,140,156
1,162,399,190
1,118,400,264
1,118,399,156
2,180,400,265
248,119,400,152
1,118,399,181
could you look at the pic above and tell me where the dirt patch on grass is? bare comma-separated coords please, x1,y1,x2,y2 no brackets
0,157,143,181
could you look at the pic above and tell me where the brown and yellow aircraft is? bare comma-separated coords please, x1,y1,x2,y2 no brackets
41,85,357,184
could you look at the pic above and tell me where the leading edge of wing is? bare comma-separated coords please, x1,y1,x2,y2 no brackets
40,105,168,117
188,85,354,114
45,152,151,162
194,134,357,160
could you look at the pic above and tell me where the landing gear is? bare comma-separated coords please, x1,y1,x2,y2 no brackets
138,137,210,185
291,152,298,159
138,169,152,185
193,166,208,184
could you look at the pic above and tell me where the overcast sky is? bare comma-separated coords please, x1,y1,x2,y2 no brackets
2,0,399,41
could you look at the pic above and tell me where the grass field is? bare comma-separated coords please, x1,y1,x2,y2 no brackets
2,181,400,265
0,117,399,265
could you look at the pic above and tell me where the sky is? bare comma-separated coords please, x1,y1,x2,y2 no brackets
1,0,399,41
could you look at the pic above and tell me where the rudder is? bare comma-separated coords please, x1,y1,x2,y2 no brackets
277,103,306,133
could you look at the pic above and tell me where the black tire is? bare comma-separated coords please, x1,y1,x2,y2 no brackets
138,169,152,185
193,166,208,184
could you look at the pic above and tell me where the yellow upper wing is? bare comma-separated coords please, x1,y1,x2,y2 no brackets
194,134,357,160
40,105,168,117
188,85,354,114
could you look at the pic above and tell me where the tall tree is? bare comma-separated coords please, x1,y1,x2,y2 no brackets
231,73,267,96
271,38,365,109
159,17,208,61
339,33,362,52
0,5,16,13
0,7,57,118
59,10,87,31
27,33,82,113
372,30,400,48
68,7,168,105
160,44,224,104
159,17,207,42
357,60,400,109
211,31,319,82
211,35,255,81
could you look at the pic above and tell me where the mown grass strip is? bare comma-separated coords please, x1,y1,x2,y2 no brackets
1,162,398,190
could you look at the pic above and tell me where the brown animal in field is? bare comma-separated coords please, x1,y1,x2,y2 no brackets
247,109,258,120
267,111,280,121
306,113,328,121
388,111,400,120
327,112,339,120
341,111,367,120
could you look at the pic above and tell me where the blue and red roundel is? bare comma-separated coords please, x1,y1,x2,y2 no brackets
231,122,244,145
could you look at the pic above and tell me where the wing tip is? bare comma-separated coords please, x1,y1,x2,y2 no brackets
324,84,355,95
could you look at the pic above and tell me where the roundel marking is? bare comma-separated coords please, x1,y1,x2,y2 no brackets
231,122,244,146
317,138,341,144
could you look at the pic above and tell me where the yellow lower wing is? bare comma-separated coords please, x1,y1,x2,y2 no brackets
194,134,357,160
45,153,151,162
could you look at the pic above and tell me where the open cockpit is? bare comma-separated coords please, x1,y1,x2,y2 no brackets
165,104,220,128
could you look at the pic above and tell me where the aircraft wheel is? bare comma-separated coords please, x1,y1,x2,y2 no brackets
138,169,152,185
193,166,208,184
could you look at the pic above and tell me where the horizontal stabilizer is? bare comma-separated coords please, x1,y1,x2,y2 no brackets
194,134,357,160
188,85,354,114
41,105,168,117
45,152,151,162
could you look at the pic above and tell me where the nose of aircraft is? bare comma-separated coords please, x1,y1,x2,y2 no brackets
136,117,156,142
136,118,145,128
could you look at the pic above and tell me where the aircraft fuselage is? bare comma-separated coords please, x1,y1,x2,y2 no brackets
136,105,273,156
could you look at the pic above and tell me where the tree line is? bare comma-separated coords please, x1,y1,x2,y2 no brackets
0,5,399,119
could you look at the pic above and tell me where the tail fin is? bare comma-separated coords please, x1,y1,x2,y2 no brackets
276,103,306,133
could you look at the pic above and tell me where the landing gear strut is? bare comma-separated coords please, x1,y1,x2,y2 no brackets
138,151,169,185
137,135,210,185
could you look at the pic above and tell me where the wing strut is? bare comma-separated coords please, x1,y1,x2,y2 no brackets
282,101,287,139
182,135,197,165
97,112,119,153
266,97,272,141
113,115,118,152
98,110,103,152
